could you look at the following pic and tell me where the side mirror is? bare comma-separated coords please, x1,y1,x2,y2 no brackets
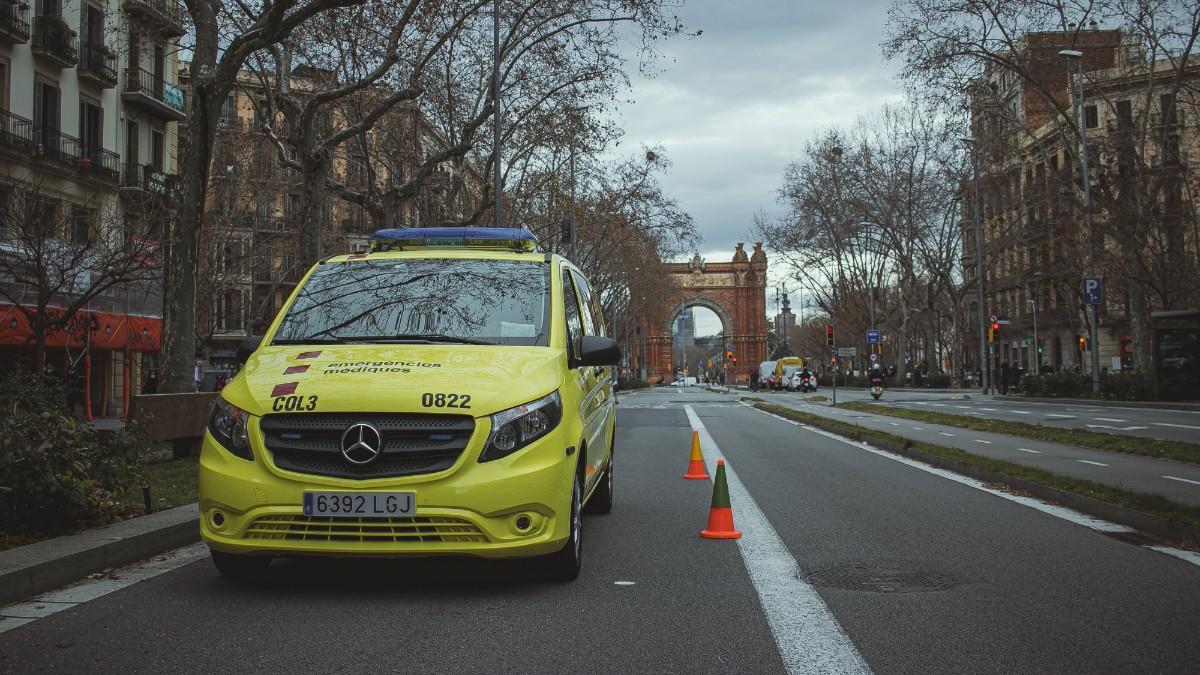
576,335,621,368
237,335,263,364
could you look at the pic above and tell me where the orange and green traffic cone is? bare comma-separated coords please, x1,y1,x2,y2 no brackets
700,460,742,539
683,430,709,479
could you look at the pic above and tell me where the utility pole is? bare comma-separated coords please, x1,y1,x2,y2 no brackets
963,138,991,394
492,0,502,229
568,142,576,260
1029,293,1040,372
1060,49,1102,395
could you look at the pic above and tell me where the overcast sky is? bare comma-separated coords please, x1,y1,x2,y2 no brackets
613,0,904,336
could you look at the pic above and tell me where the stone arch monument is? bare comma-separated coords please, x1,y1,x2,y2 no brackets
636,243,767,385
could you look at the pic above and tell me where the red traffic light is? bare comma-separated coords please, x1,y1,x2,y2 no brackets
825,325,833,335
991,321,1000,332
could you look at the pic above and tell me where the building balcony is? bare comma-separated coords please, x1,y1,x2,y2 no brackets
33,128,81,170
120,162,177,200
0,110,34,155
31,16,77,68
80,147,121,185
122,68,187,121
78,42,118,88
121,0,184,38
0,4,30,44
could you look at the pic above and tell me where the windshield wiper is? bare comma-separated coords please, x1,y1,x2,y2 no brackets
271,337,356,345
377,334,497,345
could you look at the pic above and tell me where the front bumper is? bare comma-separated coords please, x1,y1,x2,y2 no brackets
198,418,576,559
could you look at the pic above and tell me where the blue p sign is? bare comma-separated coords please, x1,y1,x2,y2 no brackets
1083,278,1103,306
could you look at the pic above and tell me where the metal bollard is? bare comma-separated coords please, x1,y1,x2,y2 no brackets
141,483,152,514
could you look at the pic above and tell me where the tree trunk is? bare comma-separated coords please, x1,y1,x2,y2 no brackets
1128,278,1153,372
298,153,333,266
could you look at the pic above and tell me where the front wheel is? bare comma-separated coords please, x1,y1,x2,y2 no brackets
585,453,614,515
542,477,583,581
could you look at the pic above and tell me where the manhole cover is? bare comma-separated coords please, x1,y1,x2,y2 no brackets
802,564,956,593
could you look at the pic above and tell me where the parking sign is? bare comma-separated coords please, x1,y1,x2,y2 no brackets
866,330,880,345
1083,278,1103,305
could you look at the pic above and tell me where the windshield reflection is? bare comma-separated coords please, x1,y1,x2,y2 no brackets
273,258,549,346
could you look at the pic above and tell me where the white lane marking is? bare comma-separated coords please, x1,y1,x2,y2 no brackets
750,408,1134,535
1154,422,1200,431
954,406,970,409
1093,418,1127,423
913,427,924,431
1163,475,1200,487
1147,547,1200,566
685,406,870,675
1077,460,1109,467
1012,410,1031,415
1046,414,1075,418
980,407,998,412
938,432,956,437
1018,448,1042,454
0,543,208,634
931,403,946,407
1086,424,1149,431
613,580,637,586
974,439,992,444
889,422,899,427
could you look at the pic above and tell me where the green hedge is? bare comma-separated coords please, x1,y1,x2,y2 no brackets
0,375,148,535
1021,372,1156,401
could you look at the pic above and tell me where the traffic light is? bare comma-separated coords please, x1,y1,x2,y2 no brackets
987,326,994,343
826,325,834,346
991,320,1000,333
725,350,733,360
1077,334,1088,351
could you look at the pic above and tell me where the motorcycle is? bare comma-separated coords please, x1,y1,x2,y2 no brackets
870,375,884,400
800,374,817,393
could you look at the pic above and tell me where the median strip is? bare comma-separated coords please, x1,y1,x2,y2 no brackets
753,402,1200,541
838,401,1200,465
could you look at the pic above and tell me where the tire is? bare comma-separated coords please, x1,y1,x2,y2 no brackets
585,452,614,515
543,476,583,582
210,549,271,582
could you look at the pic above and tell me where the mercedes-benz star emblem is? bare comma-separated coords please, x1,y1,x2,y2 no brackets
340,423,383,465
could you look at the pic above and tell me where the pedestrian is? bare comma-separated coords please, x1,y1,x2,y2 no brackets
143,369,159,394
1000,361,1011,395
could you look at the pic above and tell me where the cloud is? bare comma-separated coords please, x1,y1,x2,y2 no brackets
612,0,904,255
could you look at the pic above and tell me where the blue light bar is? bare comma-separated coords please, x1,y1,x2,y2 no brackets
370,227,539,252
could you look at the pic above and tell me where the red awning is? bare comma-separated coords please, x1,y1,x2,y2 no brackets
0,305,162,352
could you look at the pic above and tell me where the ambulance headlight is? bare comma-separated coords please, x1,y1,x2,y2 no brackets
208,396,253,461
480,391,562,462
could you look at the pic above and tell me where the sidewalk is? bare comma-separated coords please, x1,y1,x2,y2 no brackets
0,504,199,606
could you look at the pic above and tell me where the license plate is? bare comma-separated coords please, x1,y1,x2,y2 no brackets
303,492,415,518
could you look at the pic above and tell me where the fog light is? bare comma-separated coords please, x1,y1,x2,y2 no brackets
212,511,225,527
515,514,532,531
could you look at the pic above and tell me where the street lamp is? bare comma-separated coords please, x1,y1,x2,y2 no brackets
1027,292,1040,372
1058,48,1102,395
961,137,991,394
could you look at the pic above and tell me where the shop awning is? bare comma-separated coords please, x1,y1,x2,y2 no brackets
0,304,162,352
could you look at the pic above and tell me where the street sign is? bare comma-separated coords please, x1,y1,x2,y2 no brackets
866,330,881,344
831,347,839,356
869,353,878,362
1083,277,1104,305
1024,337,1034,345
996,318,1011,325
725,341,733,350
839,347,858,357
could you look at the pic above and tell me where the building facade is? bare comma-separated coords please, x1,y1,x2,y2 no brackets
963,26,1198,377
0,0,184,416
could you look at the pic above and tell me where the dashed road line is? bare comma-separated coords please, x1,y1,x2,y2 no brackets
1077,460,1109,467
1163,475,1200,487
913,427,924,431
974,439,992,444
1012,410,1031,415
685,406,870,675
938,432,955,437
1046,414,1075,418
1154,422,1200,431
1094,417,1127,423
1018,448,1041,454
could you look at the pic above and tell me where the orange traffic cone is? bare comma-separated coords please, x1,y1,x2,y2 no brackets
683,430,709,479
700,460,741,539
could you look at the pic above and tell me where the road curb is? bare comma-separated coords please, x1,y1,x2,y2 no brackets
996,395,1200,411
755,404,1200,544
0,504,200,606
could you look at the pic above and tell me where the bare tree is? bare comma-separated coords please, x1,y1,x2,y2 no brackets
0,178,161,370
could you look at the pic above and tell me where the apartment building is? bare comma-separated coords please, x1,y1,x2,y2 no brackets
0,0,185,416
962,26,1198,376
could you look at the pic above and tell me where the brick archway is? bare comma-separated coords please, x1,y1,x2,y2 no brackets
636,243,767,385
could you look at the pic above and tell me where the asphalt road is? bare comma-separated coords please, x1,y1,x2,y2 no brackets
763,386,1200,444
3,387,1199,673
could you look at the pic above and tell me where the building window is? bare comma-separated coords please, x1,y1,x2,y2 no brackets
80,97,102,158
1160,93,1176,125
1084,105,1098,129
70,207,92,245
1116,100,1132,128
